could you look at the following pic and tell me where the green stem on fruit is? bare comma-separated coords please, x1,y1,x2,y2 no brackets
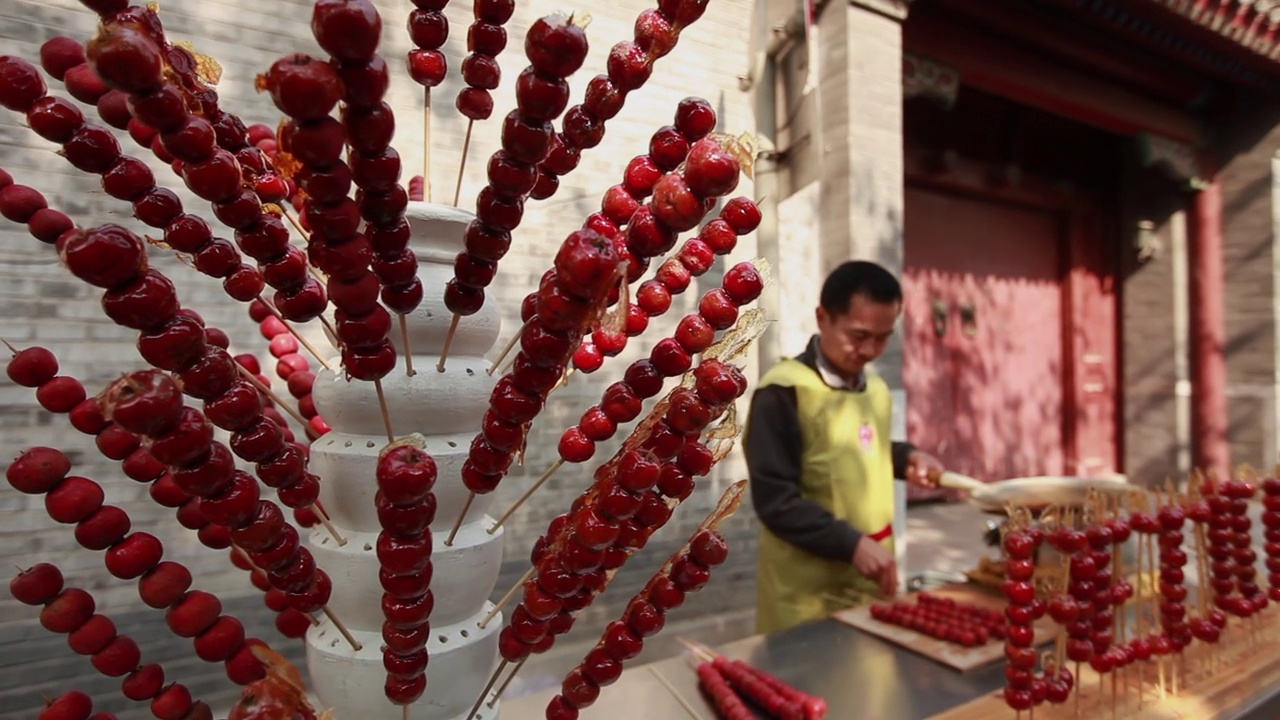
479,566,534,629
445,492,474,547
488,460,563,535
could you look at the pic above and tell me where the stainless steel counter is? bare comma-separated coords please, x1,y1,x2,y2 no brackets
499,617,1007,719
500,615,1280,720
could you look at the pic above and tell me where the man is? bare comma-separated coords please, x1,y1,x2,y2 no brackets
745,260,944,634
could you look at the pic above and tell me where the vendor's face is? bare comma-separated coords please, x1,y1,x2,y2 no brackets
816,294,901,377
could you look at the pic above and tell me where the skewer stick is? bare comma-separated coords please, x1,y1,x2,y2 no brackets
488,323,525,375
676,637,717,663
400,315,416,377
256,295,333,371
550,367,575,393
454,120,474,207
1,338,18,354
374,379,395,444
402,705,410,720
648,665,706,720
308,502,347,547
282,208,309,239
319,316,339,346
445,492,475,547
487,659,526,708
322,606,362,651
437,314,460,373
464,659,508,720
489,460,564,534
479,567,535,629
423,88,433,203
235,363,310,428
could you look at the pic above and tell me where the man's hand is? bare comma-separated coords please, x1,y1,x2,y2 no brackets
905,449,944,488
853,535,897,597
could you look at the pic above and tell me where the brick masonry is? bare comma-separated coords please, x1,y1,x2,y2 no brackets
0,0,758,715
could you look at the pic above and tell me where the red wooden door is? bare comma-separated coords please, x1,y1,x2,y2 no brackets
903,186,1068,486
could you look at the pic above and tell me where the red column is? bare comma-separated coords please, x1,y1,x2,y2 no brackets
1188,175,1230,480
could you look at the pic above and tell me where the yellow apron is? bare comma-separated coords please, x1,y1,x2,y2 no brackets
753,359,896,634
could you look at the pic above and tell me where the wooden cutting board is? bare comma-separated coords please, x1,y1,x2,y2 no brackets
831,584,1056,672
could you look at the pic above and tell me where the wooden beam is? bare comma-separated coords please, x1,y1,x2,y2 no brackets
905,12,1202,144
923,0,1211,109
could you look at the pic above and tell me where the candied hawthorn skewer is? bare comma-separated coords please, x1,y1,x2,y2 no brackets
4,455,269,688
79,14,326,323
10,564,231,718
0,56,272,308
0,180,340,544
406,0,450,191
574,196,761,373
310,0,426,377
695,662,755,720
260,55,400,391
453,0,513,124
374,435,439,707
1001,527,1044,711
494,330,759,667
1262,470,1280,602
1219,475,1265,615
552,260,765,468
249,300,330,441
541,482,747,719
440,13,589,369
37,691,120,720
533,0,715,198
1,344,280,580
443,228,622,544
488,262,765,534
676,639,829,720
78,1,280,205
0,201,347,640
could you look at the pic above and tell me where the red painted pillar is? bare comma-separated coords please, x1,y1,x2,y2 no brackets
1188,175,1231,480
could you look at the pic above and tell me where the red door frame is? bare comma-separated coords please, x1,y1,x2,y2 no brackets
903,146,1122,475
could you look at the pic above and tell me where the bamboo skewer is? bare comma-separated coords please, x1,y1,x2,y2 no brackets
374,379,395,444
487,659,526,708
464,660,508,720
400,314,416,377
322,606,362,651
480,567,534,629
649,665,706,720
256,295,333,371
454,121,474,207
489,460,564,535
445,492,475,547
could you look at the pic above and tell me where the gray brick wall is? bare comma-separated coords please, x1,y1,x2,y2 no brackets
0,0,756,715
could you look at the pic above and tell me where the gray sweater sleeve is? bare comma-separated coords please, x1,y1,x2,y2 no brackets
744,385,863,562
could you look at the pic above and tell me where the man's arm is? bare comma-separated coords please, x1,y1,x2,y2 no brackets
745,385,862,562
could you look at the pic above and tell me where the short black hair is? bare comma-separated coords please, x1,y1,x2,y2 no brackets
819,261,902,316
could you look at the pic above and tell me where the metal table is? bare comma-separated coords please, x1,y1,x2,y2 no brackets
500,617,1007,720
500,616,1280,720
